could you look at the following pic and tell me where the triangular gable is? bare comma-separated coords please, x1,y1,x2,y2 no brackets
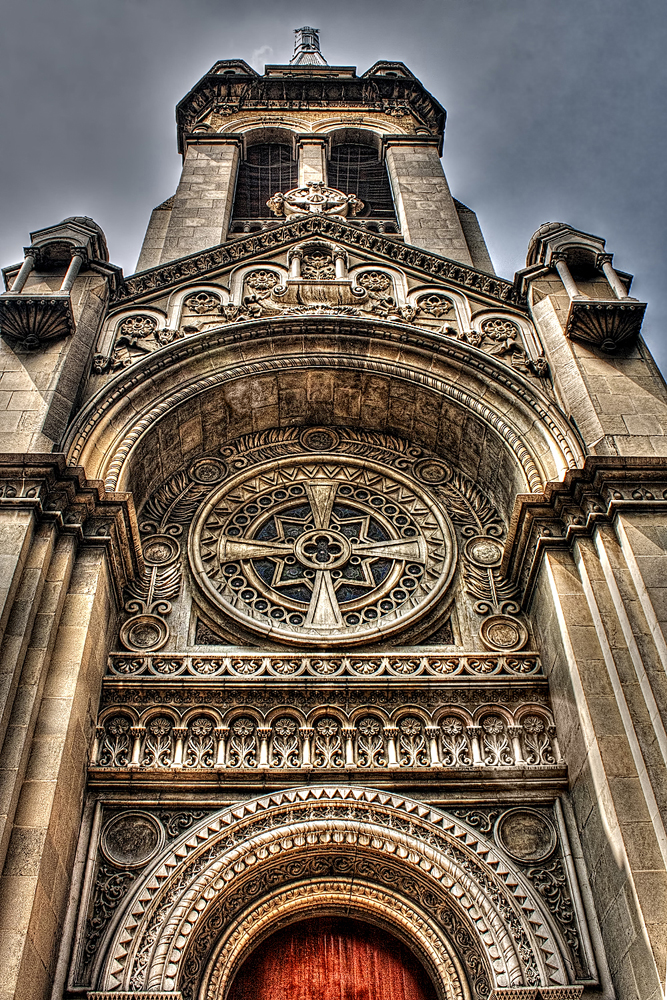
113,215,522,309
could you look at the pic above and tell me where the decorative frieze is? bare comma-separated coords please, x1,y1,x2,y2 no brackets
106,649,542,679
111,215,520,307
91,703,560,772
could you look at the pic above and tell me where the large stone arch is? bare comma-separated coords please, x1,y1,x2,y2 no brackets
95,788,578,1000
64,318,584,514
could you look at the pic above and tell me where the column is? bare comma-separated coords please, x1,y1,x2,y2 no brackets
507,726,525,766
551,251,586,301
597,253,631,300
59,249,85,293
467,726,484,765
300,727,313,767
257,727,271,767
297,137,327,187
172,727,187,768
0,548,119,1000
383,138,472,263
214,727,228,767
342,727,356,767
385,727,399,767
129,727,144,767
536,546,666,998
425,726,442,767
9,253,35,293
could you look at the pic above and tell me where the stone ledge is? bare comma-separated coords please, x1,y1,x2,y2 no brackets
502,455,667,602
0,453,143,593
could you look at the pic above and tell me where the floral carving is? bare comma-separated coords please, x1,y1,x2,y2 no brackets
481,715,513,766
398,716,429,767
184,291,221,314
522,715,555,765
356,716,386,767
417,292,453,318
300,248,336,280
99,716,131,767
227,717,257,768
271,717,300,767
185,717,215,768
440,716,471,765
313,717,344,767
141,717,173,767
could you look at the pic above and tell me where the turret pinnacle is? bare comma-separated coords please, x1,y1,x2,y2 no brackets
290,26,328,66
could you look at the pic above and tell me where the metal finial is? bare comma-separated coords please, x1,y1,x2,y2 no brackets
290,26,328,66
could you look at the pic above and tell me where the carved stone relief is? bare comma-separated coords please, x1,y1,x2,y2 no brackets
84,789,593,998
117,425,530,652
92,703,560,773
93,315,177,374
267,181,364,219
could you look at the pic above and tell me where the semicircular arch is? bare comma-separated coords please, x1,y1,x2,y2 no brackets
97,787,574,1000
64,318,583,509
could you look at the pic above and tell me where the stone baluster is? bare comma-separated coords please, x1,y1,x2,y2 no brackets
547,725,565,764
257,727,272,767
597,252,631,300
10,252,35,293
342,727,356,767
334,249,347,280
425,726,443,767
91,726,105,765
467,726,484,766
214,727,229,767
129,727,145,767
60,248,86,292
551,251,586,301
300,727,314,767
507,726,525,766
172,727,188,768
385,727,399,767
290,250,302,279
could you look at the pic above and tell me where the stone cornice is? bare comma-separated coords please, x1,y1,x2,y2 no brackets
0,454,143,596
112,215,521,308
175,73,447,153
503,456,667,603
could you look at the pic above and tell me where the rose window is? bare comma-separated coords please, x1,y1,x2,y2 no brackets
190,459,456,646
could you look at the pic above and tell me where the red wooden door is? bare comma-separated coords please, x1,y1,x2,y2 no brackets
227,916,440,1000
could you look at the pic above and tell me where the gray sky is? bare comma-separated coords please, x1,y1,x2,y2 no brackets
1,0,666,366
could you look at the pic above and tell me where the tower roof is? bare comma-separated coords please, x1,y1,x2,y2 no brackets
290,26,328,66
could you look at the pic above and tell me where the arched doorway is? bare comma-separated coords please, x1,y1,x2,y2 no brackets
226,916,440,1000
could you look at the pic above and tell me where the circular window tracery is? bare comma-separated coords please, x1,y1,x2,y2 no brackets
190,458,456,647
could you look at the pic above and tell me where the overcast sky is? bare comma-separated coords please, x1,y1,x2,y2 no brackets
1,0,666,367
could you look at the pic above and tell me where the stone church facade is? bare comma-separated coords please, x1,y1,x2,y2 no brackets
0,26,665,1000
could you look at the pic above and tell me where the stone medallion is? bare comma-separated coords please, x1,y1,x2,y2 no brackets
479,614,528,652
189,457,456,647
101,811,164,869
494,808,557,863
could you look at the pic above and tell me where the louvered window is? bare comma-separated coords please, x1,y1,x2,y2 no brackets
328,144,397,220
232,144,297,220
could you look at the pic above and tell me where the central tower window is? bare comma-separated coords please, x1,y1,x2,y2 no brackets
328,142,397,220
233,143,297,220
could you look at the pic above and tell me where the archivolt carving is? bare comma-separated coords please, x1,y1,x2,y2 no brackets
67,317,581,493
98,788,576,999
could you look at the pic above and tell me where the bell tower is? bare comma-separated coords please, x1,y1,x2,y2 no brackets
0,26,666,1000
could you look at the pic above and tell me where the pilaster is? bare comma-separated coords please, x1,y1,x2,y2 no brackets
159,138,241,264
297,137,327,187
384,138,472,265
0,457,141,1000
